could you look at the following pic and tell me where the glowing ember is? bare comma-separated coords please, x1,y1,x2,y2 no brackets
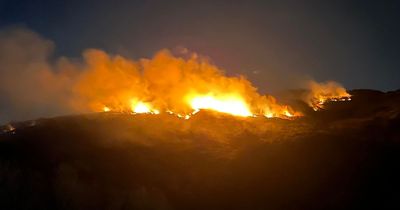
177,114,191,120
312,96,351,110
188,94,252,117
103,106,111,112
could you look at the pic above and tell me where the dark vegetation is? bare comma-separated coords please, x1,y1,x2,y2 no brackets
0,89,400,210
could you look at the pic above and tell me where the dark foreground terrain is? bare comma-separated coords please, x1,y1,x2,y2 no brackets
1,90,400,210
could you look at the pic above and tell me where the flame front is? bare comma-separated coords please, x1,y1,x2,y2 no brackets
130,101,159,114
103,106,111,112
73,49,300,119
188,94,252,117
305,81,352,110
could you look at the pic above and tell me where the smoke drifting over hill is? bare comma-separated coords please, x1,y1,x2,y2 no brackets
0,27,351,123
1,26,400,210
0,28,74,121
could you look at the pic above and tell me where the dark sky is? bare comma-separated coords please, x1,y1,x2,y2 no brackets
0,0,399,92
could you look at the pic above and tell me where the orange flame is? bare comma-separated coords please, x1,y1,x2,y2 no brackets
72,49,300,119
305,81,351,110
131,101,159,114
103,106,111,112
188,94,252,117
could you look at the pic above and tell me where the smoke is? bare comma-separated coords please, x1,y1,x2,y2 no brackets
303,80,351,110
73,48,297,116
0,28,299,123
0,28,76,122
0,27,353,123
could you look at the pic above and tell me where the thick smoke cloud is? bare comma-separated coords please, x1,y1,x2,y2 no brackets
0,28,75,122
0,28,298,123
0,27,351,123
73,49,294,116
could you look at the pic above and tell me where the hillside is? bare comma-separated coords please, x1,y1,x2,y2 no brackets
0,90,399,210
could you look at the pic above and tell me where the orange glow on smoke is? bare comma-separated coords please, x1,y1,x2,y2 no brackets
74,49,301,119
306,81,352,110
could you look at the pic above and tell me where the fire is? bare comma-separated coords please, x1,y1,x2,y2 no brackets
131,101,159,114
0,28,357,121
305,81,352,110
103,106,111,112
283,110,293,117
74,49,301,119
265,113,274,118
188,94,252,117
262,106,298,119
132,101,151,113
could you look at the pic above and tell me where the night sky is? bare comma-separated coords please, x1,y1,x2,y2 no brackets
0,0,399,92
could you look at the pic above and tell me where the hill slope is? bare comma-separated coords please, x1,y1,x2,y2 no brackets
0,90,400,210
